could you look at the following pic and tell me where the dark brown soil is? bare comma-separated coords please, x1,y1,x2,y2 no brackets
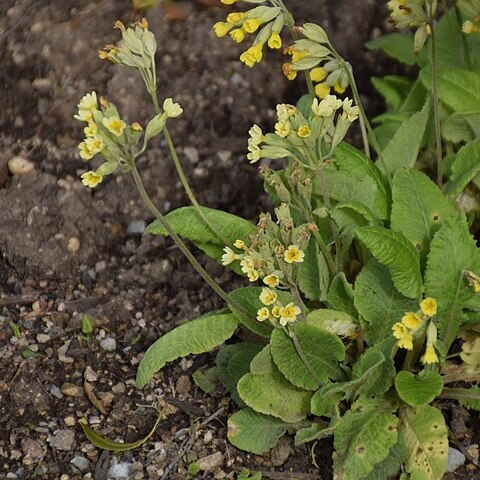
0,1,478,479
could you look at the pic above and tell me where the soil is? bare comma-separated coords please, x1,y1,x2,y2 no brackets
0,1,478,479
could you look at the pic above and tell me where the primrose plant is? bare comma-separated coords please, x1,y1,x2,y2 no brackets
75,1,480,479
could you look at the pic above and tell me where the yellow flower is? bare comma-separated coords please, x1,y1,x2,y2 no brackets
420,297,437,317
342,98,359,122
221,0,237,4
421,343,439,364
213,22,232,38
239,44,263,67
230,28,245,43
310,67,328,82
263,274,280,288
84,122,98,137
334,82,346,94
103,116,126,136
77,91,98,113
272,305,281,318
402,312,422,330
74,109,94,122
284,245,305,264
243,18,262,34
78,141,93,161
279,302,301,326
227,12,245,24
163,98,183,118
275,122,290,138
234,239,247,250
221,246,239,266
240,256,255,273
268,32,282,49
81,171,103,188
286,70,297,81
260,287,277,306
392,322,413,350
257,307,270,322
315,82,331,99
132,122,142,131
286,47,307,62
311,95,343,117
462,20,479,34
297,125,311,138
247,269,259,282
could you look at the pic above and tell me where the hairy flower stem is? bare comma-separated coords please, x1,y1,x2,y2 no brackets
316,168,343,273
429,23,443,187
150,91,232,247
312,229,336,278
131,164,255,321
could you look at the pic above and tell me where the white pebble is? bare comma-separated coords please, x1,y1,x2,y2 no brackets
8,156,34,175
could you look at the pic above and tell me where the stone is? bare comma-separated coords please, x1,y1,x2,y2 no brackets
64,416,76,427
36,334,50,344
21,438,43,461
175,375,191,396
70,455,90,473
48,429,75,451
84,366,98,382
61,383,83,398
127,220,146,235
107,462,132,480
112,382,126,394
446,447,466,473
49,385,63,399
100,337,116,351
184,146,199,164
8,156,34,175
67,237,80,253
197,452,223,473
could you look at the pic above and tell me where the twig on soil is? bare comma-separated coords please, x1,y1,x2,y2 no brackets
165,395,204,417
0,293,39,308
200,406,227,427
160,419,196,480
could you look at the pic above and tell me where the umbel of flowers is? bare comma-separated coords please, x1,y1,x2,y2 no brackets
392,297,440,364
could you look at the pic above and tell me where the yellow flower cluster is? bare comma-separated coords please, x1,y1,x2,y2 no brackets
214,3,285,68
257,287,302,326
392,297,439,364
462,20,480,34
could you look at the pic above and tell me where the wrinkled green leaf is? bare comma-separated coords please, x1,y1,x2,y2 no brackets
395,371,443,407
136,312,238,388
445,140,480,197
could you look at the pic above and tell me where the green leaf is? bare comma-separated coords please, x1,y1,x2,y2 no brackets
357,227,422,299
420,67,480,112
81,315,94,335
441,386,480,411
237,370,311,422
381,98,431,175
333,397,399,480
364,441,405,480
237,468,262,480
391,168,458,264
334,143,390,219
445,140,480,197
366,33,421,66
400,78,429,114
354,260,418,344
294,421,336,446
227,408,288,454
136,312,238,388
79,411,162,451
400,405,448,480
372,75,414,111
228,287,291,338
146,206,256,265
424,216,480,349
328,272,357,317
216,343,262,407
307,309,357,338
249,345,276,375
395,371,443,407
310,382,344,418
299,237,330,302
270,324,345,391
192,367,219,395
21,349,42,359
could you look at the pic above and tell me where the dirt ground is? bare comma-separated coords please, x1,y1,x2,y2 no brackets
0,0,478,479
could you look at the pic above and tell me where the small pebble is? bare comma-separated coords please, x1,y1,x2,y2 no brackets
100,337,117,351
64,416,76,427
48,429,75,451
112,382,126,394
36,334,50,344
127,220,146,235
84,366,98,382
184,146,199,164
8,156,34,175
176,375,191,396
107,462,132,480
49,385,63,399
67,237,81,253
70,455,90,473
197,452,223,473
446,447,466,472
61,383,83,398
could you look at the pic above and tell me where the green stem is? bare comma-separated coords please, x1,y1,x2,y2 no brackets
316,168,343,273
149,91,232,248
452,1,473,70
131,163,256,323
290,285,307,318
312,229,336,278
429,22,443,187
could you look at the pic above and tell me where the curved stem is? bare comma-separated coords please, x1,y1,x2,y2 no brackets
429,22,443,187
149,91,232,247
